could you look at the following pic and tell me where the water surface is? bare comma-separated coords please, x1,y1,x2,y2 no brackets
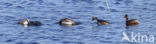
0,0,156,44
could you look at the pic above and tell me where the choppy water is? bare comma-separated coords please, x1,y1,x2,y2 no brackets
0,0,156,44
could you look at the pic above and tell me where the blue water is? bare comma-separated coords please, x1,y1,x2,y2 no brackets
0,0,156,44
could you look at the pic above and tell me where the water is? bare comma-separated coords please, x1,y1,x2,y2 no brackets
0,0,156,44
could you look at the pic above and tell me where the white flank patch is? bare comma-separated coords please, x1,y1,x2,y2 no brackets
62,21,73,25
23,21,28,25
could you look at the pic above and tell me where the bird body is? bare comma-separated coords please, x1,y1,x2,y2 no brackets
59,18,75,25
18,19,41,26
125,14,139,26
92,17,109,25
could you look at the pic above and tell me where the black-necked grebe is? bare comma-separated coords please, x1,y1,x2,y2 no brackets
59,18,75,25
92,17,109,25
125,14,139,26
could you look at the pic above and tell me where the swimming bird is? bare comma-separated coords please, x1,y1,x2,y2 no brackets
59,18,75,25
18,19,41,26
125,14,139,26
92,17,109,25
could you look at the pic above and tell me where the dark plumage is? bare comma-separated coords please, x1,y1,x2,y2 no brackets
29,21,41,26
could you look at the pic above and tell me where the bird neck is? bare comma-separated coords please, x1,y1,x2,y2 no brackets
126,18,128,21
